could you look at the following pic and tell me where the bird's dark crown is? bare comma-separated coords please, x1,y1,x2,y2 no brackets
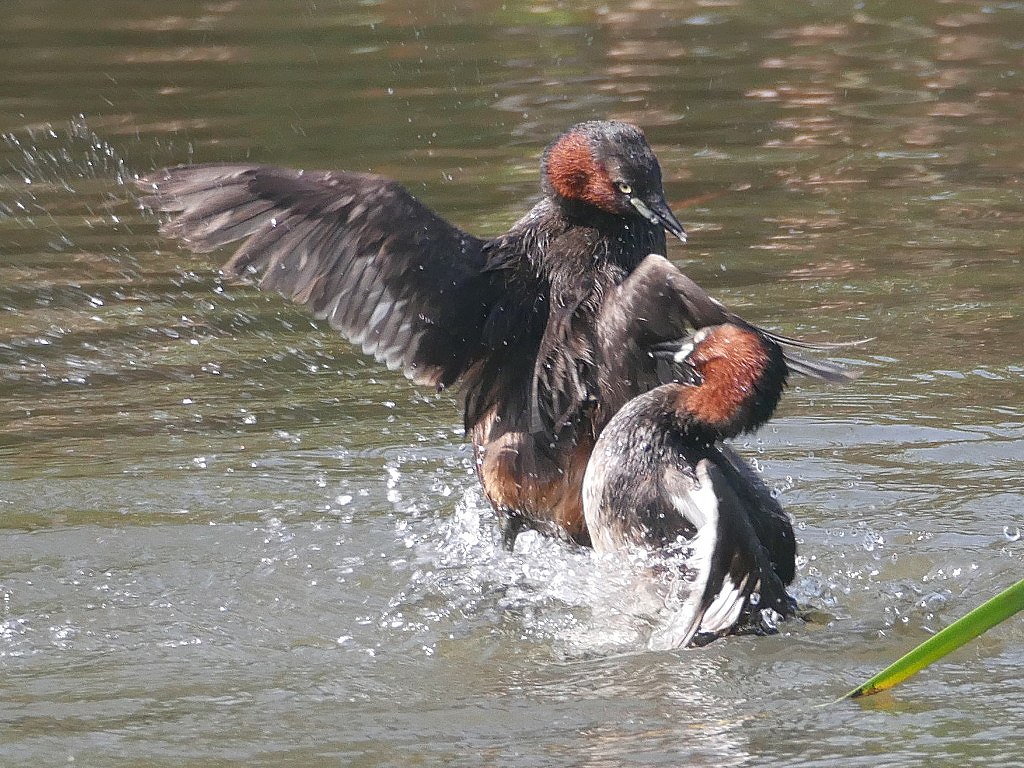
541,121,665,218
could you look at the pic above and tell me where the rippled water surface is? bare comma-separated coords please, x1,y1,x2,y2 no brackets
2,2,1023,765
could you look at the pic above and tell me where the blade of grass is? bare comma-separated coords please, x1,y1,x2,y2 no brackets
844,577,1024,699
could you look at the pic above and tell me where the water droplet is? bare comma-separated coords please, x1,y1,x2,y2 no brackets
1003,525,1021,542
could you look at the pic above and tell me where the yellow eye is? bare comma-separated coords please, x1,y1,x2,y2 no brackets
616,182,632,195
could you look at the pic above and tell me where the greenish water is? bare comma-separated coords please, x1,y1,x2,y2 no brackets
2,2,1023,765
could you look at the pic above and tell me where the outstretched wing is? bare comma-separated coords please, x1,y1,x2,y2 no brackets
595,254,857,414
138,164,498,389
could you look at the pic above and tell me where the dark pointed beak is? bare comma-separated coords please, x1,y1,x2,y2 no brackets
629,196,687,243
676,360,703,387
672,335,703,385
649,335,704,386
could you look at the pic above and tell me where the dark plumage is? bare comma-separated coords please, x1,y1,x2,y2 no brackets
583,324,796,647
138,120,850,549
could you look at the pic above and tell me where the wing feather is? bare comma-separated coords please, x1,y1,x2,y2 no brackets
138,163,498,389
657,459,793,645
596,254,858,413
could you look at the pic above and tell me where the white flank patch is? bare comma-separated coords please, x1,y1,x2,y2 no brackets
649,461,721,649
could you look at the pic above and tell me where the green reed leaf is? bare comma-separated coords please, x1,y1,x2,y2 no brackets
845,577,1024,699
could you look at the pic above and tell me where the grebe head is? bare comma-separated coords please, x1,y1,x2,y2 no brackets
674,324,788,440
541,121,686,243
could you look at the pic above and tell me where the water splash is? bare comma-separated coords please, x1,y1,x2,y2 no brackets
2,115,133,188
386,486,784,658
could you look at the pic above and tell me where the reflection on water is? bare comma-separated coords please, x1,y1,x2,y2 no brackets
2,1,1024,766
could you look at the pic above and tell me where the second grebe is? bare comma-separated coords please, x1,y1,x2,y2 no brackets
583,323,795,647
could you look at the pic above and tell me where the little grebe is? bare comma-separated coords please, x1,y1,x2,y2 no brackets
583,323,795,647
138,121,849,550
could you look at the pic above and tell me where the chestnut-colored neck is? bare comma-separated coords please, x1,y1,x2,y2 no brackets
677,326,784,439
543,132,618,214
